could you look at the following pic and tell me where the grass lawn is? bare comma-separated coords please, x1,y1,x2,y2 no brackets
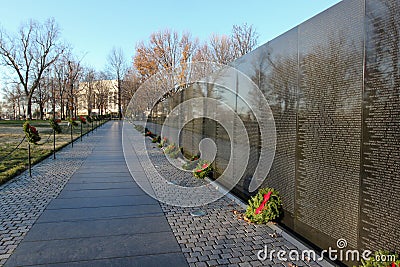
0,119,106,185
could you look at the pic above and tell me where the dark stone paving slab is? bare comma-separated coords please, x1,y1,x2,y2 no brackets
46,195,158,209
68,176,134,183
62,181,138,191
5,232,182,266
57,188,147,199
68,172,133,178
37,253,189,267
24,216,172,241
0,123,100,266
73,169,130,174
36,199,163,224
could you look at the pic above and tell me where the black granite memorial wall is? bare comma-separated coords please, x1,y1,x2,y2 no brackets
146,0,399,257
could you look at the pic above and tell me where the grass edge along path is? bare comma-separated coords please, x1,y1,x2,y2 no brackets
0,119,109,186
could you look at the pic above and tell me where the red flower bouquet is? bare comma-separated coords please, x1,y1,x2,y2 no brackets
193,160,212,179
78,116,87,124
23,121,41,144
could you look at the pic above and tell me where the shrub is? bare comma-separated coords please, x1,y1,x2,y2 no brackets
23,121,41,144
78,115,87,124
182,160,198,170
158,137,168,148
169,149,180,159
49,118,62,134
86,116,93,123
193,160,212,179
182,154,201,170
164,143,178,154
245,187,282,224
67,117,78,127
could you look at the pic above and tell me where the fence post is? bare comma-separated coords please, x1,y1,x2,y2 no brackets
71,125,73,148
53,128,56,159
28,142,31,177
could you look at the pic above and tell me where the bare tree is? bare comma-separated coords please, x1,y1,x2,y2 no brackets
65,56,83,118
0,18,65,119
107,47,127,119
231,23,258,58
3,83,25,119
121,68,141,112
193,43,212,62
52,56,69,119
193,24,258,65
93,73,110,116
80,67,97,115
32,72,51,119
133,29,198,82
209,34,234,65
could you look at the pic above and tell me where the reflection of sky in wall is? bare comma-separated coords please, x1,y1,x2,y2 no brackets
195,70,258,121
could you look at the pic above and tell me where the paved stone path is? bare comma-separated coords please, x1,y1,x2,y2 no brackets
0,124,100,266
1,121,333,267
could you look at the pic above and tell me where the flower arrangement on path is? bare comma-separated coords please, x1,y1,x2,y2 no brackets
78,116,87,124
23,121,41,144
152,136,160,143
164,143,180,159
245,187,282,224
158,137,168,148
182,154,200,170
67,117,78,127
49,118,62,134
193,160,212,179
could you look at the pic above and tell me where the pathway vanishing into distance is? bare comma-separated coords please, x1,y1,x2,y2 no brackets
2,121,332,267
3,122,187,267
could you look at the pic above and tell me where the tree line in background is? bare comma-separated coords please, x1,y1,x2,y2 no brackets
0,18,258,120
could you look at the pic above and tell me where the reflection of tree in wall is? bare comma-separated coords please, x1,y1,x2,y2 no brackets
243,45,299,208
242,46,298,121
245,49,268,117
365,0,399,117
300,33,361,123
297,29,364,248
263,51,297,117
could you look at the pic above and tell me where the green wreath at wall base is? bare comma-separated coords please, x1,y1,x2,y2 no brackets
245,187,282,224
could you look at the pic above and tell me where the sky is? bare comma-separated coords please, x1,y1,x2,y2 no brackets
0,0,341,75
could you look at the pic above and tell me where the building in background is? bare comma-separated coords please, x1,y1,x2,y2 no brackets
77,79,118,116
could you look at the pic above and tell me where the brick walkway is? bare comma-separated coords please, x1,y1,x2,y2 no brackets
1,121,333,267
